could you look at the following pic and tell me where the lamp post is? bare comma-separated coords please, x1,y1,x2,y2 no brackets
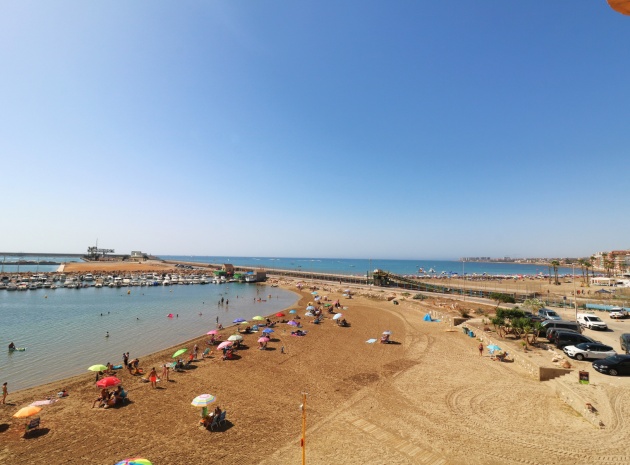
300,392,307,465
573,263,578,321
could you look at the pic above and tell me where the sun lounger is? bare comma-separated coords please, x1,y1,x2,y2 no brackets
24,417,40,437
218,410,227,427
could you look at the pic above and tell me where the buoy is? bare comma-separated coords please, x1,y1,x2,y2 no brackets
127,290,131,295
167,313,174,318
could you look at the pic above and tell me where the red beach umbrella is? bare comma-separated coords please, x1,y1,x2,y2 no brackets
96,376,121,388
275,312,285,317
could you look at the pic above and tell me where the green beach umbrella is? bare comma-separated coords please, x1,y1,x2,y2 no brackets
252,316,264,321
239,320,249,325
88,364,108,372
172,348,187,358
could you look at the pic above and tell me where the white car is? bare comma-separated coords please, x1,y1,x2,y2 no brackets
563,342,617,361
609,309,628,319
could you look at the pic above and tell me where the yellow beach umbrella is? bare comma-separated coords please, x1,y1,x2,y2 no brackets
13,405,42,418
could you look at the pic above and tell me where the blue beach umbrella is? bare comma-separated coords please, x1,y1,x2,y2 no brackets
289,309,297,314
262,328,274,334
233,318,246,323
487,344,501,352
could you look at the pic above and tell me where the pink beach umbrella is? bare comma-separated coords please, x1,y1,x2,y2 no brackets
207,330,219,335
287,320,299,326
217,341,233,350
258,337,270,343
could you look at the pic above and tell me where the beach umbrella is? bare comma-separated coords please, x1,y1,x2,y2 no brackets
228,334,243,342
324,304,332,307
115,459,153,465
289,309,297,314
275,312,285,317
287,320,299,326
262,328,274,334
258,337,270,343
233,318,246,323
487,344,501,352
217,341,233,350
172,348,188,358
609,0,630,15
311,291,318,295
306,305,315,311
96,376,121,388
88,364,108,372
333,313,343,320
191,393,216,407
252,316,265,321
344,289,351,293
239,320,249,325
382,330,392,335
206,330,219,335
13,405,42,418
314,296,321,301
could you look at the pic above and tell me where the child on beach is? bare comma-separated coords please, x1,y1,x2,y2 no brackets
2,382,7,404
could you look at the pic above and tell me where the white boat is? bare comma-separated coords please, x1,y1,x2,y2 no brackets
84,273,94,282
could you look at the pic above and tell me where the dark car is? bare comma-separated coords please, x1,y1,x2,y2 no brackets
593,355,630,376
620,334,630,354
540,320,582,339
546,327,580,342
553,330,596,349
523,311,545,323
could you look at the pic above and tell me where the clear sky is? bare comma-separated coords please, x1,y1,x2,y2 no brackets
1,1,629,260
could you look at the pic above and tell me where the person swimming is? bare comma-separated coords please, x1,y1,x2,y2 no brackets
105,332,110,338
8,342,16,350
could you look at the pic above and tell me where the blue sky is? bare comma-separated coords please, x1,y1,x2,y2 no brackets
1,1,628,260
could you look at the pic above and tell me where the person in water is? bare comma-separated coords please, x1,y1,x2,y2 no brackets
8,342,15,350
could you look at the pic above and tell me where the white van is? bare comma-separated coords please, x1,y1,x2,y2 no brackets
577,313,608,331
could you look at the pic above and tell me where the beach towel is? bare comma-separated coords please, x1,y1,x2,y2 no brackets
366,339,377,344
30,399,58,406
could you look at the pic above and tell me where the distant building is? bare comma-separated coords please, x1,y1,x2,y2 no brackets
130,251,147,262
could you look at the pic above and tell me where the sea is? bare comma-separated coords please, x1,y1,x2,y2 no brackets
1,255,577,392
161,256,577,277
0,282,298,392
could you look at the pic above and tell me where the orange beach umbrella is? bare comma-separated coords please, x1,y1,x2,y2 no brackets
609,0,630,15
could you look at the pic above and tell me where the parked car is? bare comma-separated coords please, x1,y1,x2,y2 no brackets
523,311,545,323
593,355,630,376
552,330,597,349
546,327,580,342
538,308,562,320
609,309,628,319
540,320,582,339
563,343,616,361
577,313,608,330
620,334,630,353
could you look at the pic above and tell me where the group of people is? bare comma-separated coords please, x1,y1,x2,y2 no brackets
201,405,223,428
92,385,127,408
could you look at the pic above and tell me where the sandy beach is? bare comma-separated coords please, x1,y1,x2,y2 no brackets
3,266,630,464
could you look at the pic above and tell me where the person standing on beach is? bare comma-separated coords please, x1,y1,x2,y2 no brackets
149,367,158,389
478,343,484,356
2,382,7,404
162,363,169,382
123,352,129,368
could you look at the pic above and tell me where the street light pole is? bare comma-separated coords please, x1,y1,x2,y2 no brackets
573,263,578,321
301,392,307,465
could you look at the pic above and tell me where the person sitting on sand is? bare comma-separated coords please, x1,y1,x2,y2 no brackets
93,388,110,408
380,334,390,344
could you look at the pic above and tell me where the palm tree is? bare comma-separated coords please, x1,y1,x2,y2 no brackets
578,259,587,285
551,260,560,285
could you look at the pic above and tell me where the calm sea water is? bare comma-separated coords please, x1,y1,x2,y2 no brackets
0,283,298,392
0,255,81,273
162,256,577,277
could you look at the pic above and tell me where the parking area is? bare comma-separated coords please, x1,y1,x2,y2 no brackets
547,305,630,386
